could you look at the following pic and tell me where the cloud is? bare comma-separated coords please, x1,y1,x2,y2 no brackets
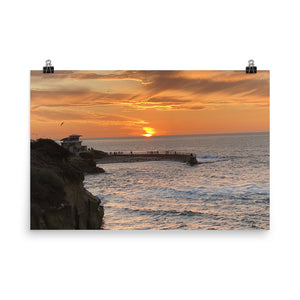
181,105,206,110
30,89,132,109
147,97,191,104
31,70,269,138
31,107,148,127
31,71,269,112
145,72,269,101
31,70,163,85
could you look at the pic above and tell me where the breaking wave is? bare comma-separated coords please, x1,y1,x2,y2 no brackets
196,155,229,163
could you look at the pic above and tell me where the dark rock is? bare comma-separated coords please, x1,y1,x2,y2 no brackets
188,157,198,166
70,158,105,174
31,139,104,230
80,150,108,160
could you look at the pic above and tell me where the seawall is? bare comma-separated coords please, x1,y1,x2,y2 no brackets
96,153,198,165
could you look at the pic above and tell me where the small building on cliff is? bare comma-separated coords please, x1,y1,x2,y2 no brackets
60,134,88,155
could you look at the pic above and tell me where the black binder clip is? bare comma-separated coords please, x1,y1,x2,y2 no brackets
43,59,54,73
246,59,257,74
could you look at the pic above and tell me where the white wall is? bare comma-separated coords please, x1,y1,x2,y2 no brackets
1,1,299,299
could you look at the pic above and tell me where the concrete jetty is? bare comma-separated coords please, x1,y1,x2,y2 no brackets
95,151,198,165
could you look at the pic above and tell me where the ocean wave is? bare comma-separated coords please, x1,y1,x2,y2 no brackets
196,155,229,163
124,207,209,218
96,194,106,205
121,207,239,224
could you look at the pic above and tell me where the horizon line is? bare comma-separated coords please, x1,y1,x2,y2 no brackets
78,131,269,140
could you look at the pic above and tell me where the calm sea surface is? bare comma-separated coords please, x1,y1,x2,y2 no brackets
83,132,269,230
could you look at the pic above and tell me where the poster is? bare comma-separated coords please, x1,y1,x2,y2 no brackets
30,70,269,230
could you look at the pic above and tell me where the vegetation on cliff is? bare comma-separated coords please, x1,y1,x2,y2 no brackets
31,139,104,229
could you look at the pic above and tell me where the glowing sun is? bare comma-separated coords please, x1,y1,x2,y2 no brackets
142,127,156,137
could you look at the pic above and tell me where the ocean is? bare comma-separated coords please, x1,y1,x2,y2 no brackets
83,132,269,230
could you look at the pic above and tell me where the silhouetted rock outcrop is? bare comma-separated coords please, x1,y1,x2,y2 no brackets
71,157,105,174
31,139,104,229
79,149,108,160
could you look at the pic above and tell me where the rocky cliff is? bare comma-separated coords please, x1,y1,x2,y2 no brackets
31,139,104,229
70,157,105,174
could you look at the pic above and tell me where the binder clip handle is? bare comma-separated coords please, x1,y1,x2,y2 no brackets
248,59,254,67
43,59,54,74
246,59,257,74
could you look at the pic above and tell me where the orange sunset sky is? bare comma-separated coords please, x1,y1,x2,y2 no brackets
30,70,269,139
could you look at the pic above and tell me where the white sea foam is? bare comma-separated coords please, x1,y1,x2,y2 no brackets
196,155,229,163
